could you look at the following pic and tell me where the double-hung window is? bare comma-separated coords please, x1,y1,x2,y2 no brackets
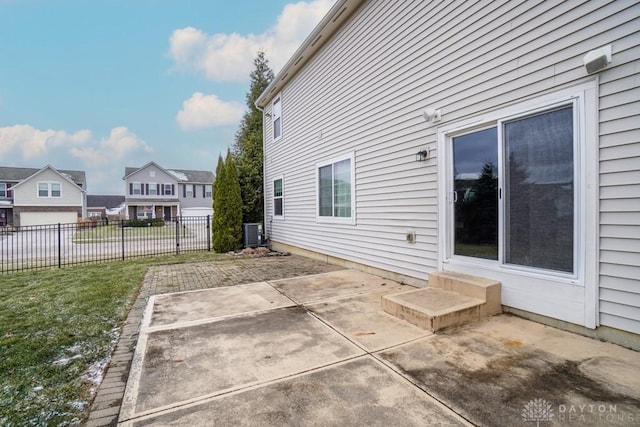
272,95,282,140
132,183,142,196
38,182,61,198
317,153,355,223
164,184,173,195
185,184,194,198
0,183,6,197
273,177,283,218
204,185,212,198
149,183,158,196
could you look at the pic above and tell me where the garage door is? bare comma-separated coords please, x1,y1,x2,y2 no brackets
20,212,78,226
180,207,213,217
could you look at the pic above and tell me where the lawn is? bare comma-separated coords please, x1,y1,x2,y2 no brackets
0,253,222,426
73,223,194,243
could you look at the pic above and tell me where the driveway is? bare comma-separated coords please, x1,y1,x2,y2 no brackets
117,269,640,426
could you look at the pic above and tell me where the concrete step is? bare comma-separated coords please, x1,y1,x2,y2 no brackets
429,271,502,316
381,271,502,332
382,288,484,332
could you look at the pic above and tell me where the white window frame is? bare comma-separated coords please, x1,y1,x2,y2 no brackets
136,205,153,219
437,82,598,328
164,183,173,196
205,184,212,198
273,176,284,219
132,183,142,196
148,183,157,196
272,94,282,141
88,211,102,218
316,152,356,225
149,170,156,178
0,183,6,197
185,184,194,198
37,182,62,198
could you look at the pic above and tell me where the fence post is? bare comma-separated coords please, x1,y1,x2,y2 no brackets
58,223,62,268
175,217,180,255
121,222,125,261
206,215,211,252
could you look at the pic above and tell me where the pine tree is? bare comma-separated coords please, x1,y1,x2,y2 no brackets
233,51,275,224
212,152,243,253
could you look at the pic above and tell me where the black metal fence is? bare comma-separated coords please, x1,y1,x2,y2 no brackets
0,216,211,274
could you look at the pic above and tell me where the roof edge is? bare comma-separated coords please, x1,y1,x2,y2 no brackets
256,0,365,108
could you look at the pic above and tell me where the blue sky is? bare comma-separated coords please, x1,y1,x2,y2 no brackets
0,0,334,194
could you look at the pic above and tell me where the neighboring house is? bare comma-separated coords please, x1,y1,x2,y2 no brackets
123,162,214,220
0,165,87,227
87,195,125,218
257,0,640,346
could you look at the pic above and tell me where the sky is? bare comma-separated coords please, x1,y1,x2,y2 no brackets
0,0,335,194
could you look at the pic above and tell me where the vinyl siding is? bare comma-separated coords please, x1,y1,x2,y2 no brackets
13,168,83,207
264,0,639,331
598,17,640,334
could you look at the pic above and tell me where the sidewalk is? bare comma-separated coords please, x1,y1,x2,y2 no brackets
116,269,640,426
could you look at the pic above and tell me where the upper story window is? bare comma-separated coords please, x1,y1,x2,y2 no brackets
317,153,355,224
184,184,194,198
163,184,173,196
38,182,61,198
132,183,142,196
0,183,9,198
149,183,158,196
149,170,156,178
273,177,283,217
272,95,282,140
204,185,212,198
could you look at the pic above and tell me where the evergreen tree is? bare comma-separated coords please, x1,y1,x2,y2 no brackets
212,151,243,253
233,51,275,224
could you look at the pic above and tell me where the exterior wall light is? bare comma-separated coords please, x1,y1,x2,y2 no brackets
422,108,441,123
416,148,431,162
584,45,612,74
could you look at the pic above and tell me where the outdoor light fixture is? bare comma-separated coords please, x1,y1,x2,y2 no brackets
583,45,612,74
416,148,431,162
422,107,441,123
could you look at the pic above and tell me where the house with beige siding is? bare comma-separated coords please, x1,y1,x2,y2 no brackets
257,0,640,347
0,165,87,227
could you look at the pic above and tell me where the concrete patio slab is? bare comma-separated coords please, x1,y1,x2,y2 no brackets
118,267,640,427
121,306,364,420
307,289,432,352
379,315,640,426
270,269,402,304
148,282,294,328
127,357,468,427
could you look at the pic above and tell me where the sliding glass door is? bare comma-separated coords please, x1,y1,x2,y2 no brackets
450,104,576,276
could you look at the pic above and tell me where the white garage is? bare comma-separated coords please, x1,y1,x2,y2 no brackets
20,212,78,227
180,207,213,218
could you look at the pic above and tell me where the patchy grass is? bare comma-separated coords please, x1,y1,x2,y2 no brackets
0,252,225,426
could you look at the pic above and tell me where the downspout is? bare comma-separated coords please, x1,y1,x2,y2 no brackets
255,101,270,247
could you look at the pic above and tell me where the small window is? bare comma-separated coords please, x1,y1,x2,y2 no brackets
133,183,142,196
149,170,156,178
205,185,212,198
0,183,6,197
149,183,157,196
273,178,283,217
88,211,102,218
185,184,194,198
38,183,49,197
272,95,282,140
51,183,61,197
317,153,355,223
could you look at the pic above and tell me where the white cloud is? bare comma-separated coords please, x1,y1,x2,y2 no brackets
0,124,91,160
176,92,243,130
70,126,153,166
168,0,335,81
